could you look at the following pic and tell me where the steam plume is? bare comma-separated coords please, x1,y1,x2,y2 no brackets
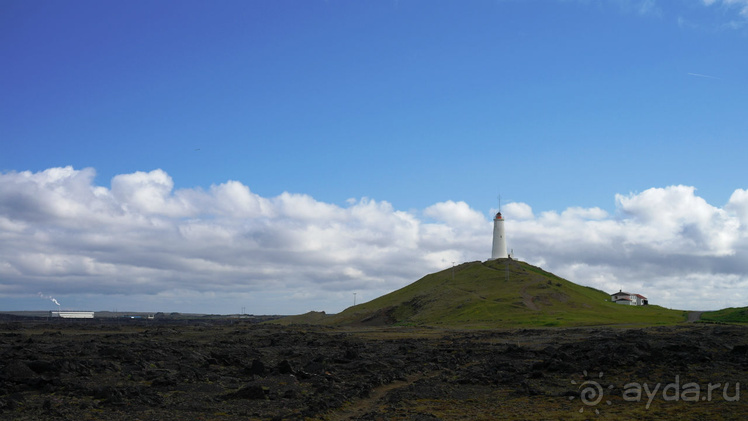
38,292,61,306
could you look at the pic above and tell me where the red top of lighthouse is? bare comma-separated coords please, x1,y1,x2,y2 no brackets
495,212,503,220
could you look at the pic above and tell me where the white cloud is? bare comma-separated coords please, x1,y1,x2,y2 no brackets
0,167,461,312
424,200,486,228
726,189,748,225
702,0,748,17
1,167,747,313
111,169,181,216
637,0,662,16
562,206,609,220
614,186,739,256
507,185,746,310
503,202,534,220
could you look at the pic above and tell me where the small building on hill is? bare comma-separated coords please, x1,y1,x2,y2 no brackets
611,290,648,306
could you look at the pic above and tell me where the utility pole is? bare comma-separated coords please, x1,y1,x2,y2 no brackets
353,293,357,306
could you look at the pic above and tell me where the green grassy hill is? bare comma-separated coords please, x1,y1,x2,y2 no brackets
700,307,748,323
279,259,687,328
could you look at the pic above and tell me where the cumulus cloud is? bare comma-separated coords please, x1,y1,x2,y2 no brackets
508,185,748,310
1,167,748,313
0,167,483,313
424,200,486,228
502,202,534,220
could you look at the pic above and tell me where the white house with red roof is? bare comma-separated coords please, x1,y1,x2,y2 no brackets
611,290,648,306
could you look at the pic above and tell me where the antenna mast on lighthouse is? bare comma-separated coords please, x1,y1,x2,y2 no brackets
490,195,508,260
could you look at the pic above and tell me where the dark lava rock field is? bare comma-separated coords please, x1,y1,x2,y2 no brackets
1,319,748,420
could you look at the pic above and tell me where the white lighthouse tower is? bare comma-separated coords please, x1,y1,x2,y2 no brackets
490,211,508,260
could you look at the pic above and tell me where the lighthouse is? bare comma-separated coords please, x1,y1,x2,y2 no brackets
490,211,508,260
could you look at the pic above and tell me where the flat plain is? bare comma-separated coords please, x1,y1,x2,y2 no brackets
1,319,748,420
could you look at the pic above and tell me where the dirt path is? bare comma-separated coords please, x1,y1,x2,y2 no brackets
687,311,703,322
326,373,426,420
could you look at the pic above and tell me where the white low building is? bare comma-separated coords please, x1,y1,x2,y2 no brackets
51,311,95,318
611,290,648,306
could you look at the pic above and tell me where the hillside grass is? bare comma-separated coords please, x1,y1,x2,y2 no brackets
277,259,687,328
701,306,748,323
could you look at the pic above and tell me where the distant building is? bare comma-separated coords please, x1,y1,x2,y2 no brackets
611,290,648,306
50,311,95,318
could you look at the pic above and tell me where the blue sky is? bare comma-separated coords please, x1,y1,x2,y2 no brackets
1,0,748,314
